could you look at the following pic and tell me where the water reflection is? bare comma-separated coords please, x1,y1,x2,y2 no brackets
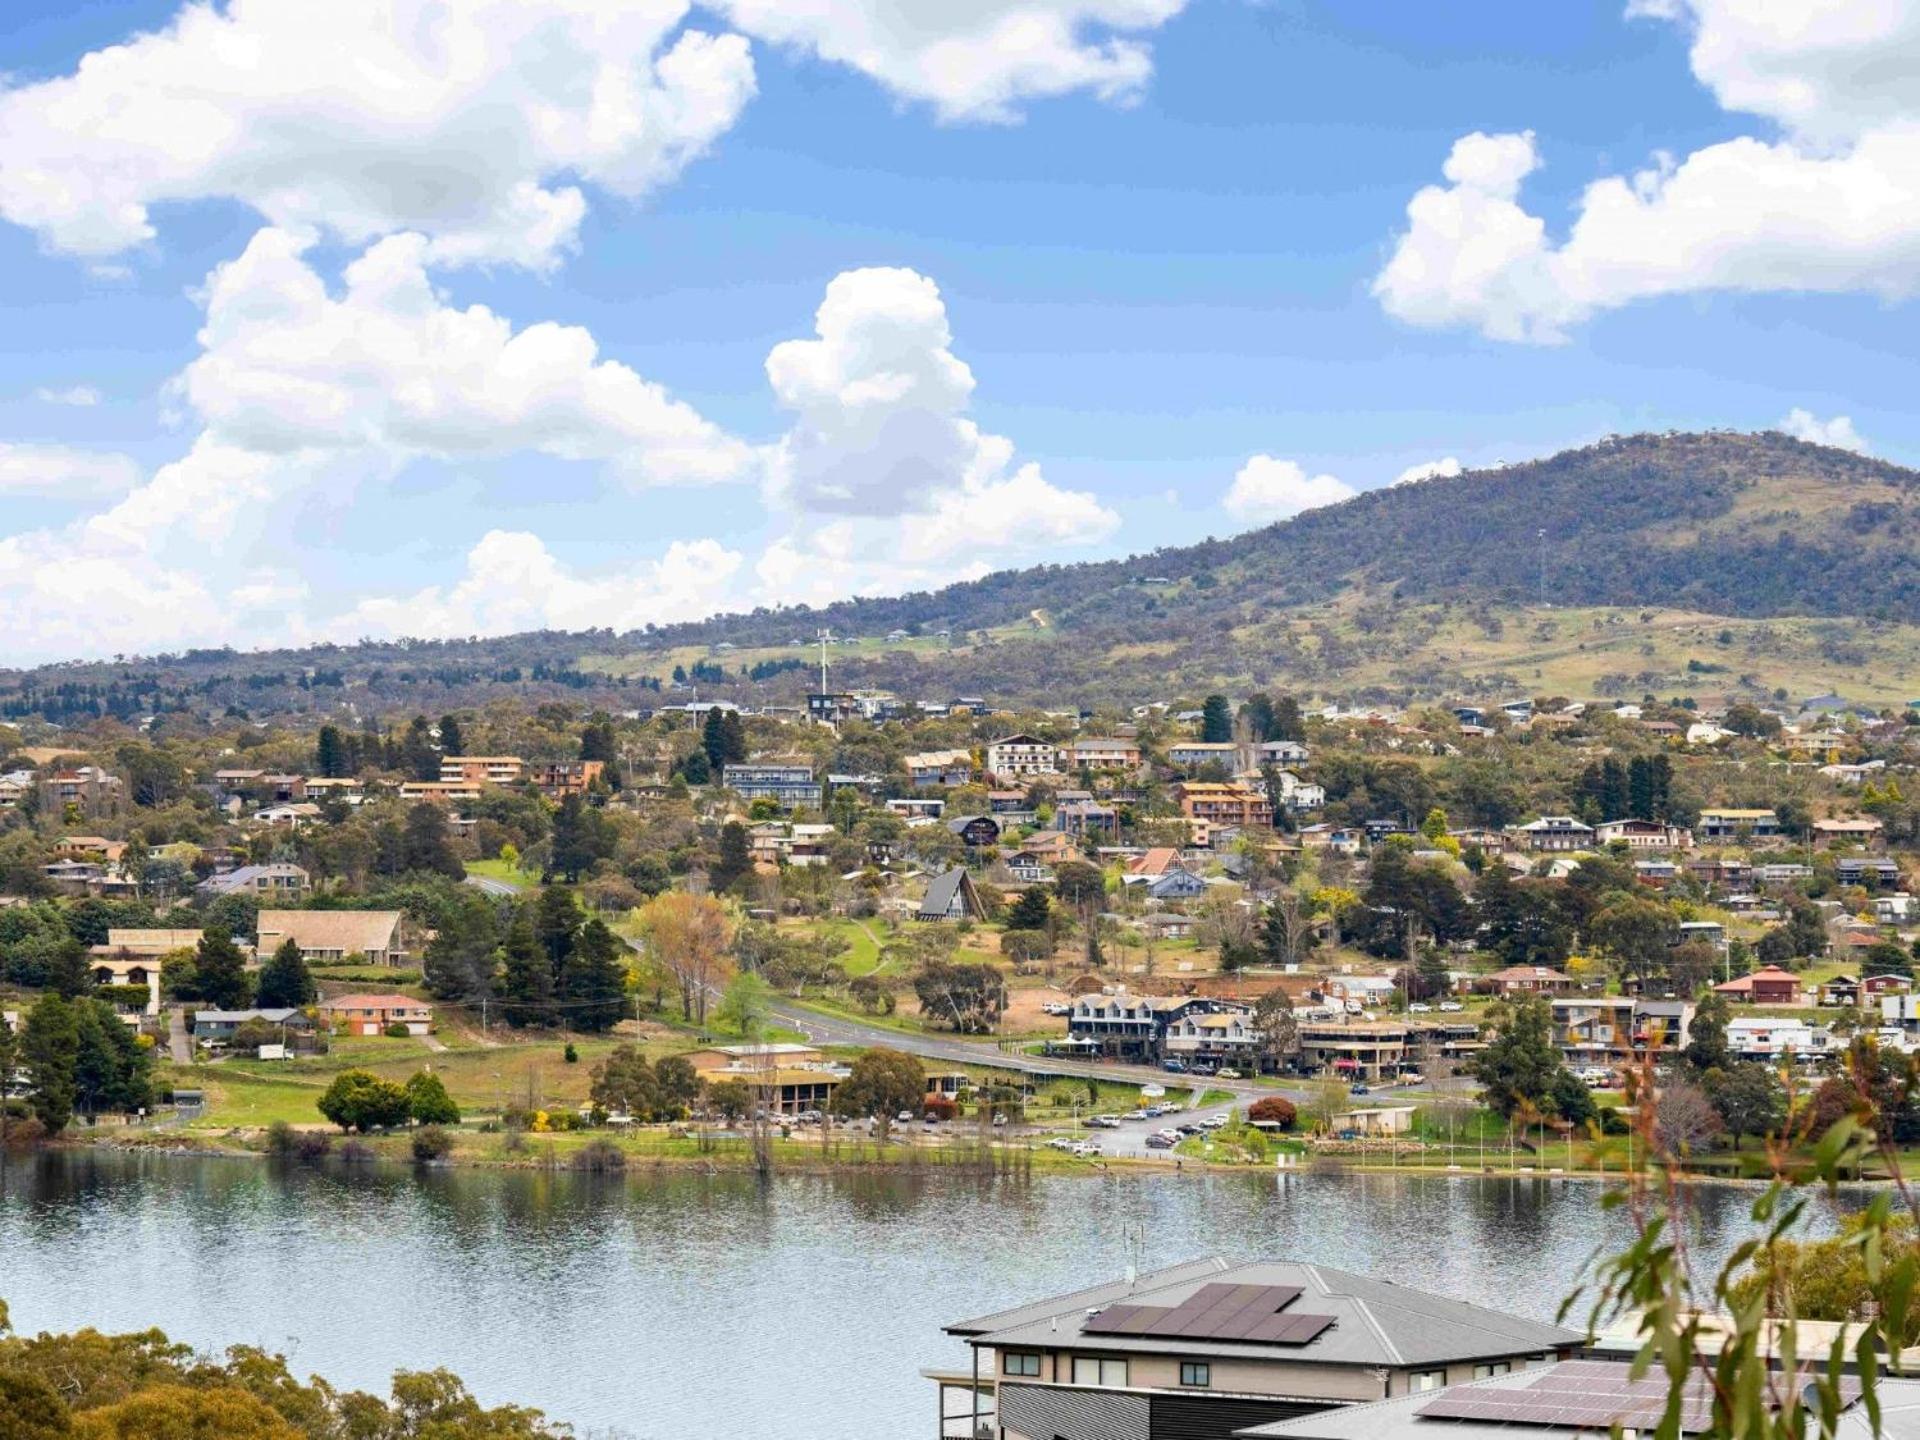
0,1152,1842,1440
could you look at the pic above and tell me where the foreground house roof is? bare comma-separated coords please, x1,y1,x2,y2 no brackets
946,1257,1579,1369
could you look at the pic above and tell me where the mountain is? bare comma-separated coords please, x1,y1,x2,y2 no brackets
7,431,1920,723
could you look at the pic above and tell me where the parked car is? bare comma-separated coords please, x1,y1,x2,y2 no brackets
1408,1002,1432,1013
1162,1059,1188,1073
1145,1132,1177,1150
1439,1000,1465,1012
1350,1083,1372,1096
1199,1116,1228,1131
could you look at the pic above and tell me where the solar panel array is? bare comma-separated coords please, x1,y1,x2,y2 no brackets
1082,1283,1336,1347
1416,1359,1859,1434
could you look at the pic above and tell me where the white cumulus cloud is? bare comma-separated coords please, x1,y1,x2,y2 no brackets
1780,408,1870,453
0,443,142,499
709,0,1189,123
1394,456,1464,485
1223,455,1355,525
1374,2,1920,341
0,0,755,269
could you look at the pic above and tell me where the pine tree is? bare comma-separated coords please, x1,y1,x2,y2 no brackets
561,919,629,1033
402,802,464,878
438,714,466,757
679,748,712,784
316,724,350,779
192,926,252,1010
1008,885,1052,931
710,821,752,894
21,994,79,1133
256,938,316,1009
497,909,553,1028
45,936,94,999
1271,695,1305,742
401,715,439,782
1200,694,1234,743
720,711,748,765
702,709,729,771
423,898,500,1001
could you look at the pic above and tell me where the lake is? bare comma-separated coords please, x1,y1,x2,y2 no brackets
0,1152,1814,1439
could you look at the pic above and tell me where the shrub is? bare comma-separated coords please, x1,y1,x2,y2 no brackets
1,1117,47,1150
383,1022,410,1038
403,1070,460,1126
264,1121,297,1158
294,1130,333,1163
1247,1097,1298,1130
564,1043,579,1064
411,1125,454,1162
338,1139,376,1165
317,1070,411,1132
923,1094,959,1121
572,1138,626,1173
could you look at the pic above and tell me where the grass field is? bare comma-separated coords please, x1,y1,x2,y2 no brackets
465,857,538,889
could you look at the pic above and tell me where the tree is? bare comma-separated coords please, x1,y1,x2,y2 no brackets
191,926,252,1011
1260,892,1319,968
496,908,554,1028
1472,997,1577,1120
548,794,612,883
654,1055,699,1117
1247,1096,1297,1129
71,999,153,1119
633,892,734,1023
1865,941,1914,979
317,1069,411,1132
590,1043,659,1119
912,959,1006,1033
21,994,79,1133
1001,930,1052,969
400,715,439,782
560,919,628,1033
849,974,896,1015
707,1078,752,1123
404,1069,461,1125
1651,1078,1723,1154
829,1047,926,1139
254,938,315,1010
402,803,464,879
70,1384,303,1439
714,970,773,1038
1200,694,1234,743
1706,1062,1781,1149
422,895,500,1002
1053,861,1105,908
1253,988,1300,1074
1007,885,1052,931
437,714,466,757
710,821,753,895
1587,894,1675,987
43,935,93,1000
315,723,351,779
1685,989,1732,1073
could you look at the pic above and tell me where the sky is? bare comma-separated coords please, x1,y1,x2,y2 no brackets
1,0,1916,663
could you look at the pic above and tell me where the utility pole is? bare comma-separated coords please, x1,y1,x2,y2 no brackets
1537,528,1548,609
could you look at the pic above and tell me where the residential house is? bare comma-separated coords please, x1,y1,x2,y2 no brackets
935,1258,1580,1440
1067,991,1216,1062
1715,965,1802,1005
189,1008,313,1045
1838,856,1901,887
1162,1006,1261,1068
1875,893,1917,925
1814,816,1885,848
317,993,434,1037
1550,997,1636,1068
1069,737,1144,771
1727,1016,1832,1062
0,769,34,809
906,749,976,787
1054,800,1119,837
721,763,819,810
1485,965,1577,996
985,735,1058,778
917,869,988,923
1698,807,1782,843
1298,825,1363,855
439,755,526,786
1166,741,1241,770
1511,816,1595,853
1267,770,1326,812
255,802,323,828
397,781,481,804
47,765,122,812
1676,919,1728,952
947,815,1002,848
531,760,605,798
197,863,310,900
684,1043,846,1115
1256,740,1310,765
257,910,407,966
886,797,946,821
1146,867,1210,902
1174,781,1273,830
1295,1018,1410,1081
1594,818,1693,850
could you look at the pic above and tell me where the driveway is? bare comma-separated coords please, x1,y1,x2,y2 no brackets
463,874,522,897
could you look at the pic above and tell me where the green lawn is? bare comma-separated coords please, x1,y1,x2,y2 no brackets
466,857,539,889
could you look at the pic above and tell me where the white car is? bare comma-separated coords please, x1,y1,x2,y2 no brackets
1216,1068,1242,1080
1438,1000,1465,1012
1408,1002,1432,1013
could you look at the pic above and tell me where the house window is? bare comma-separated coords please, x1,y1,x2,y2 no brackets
1411,1370,1446,1392
1474,1363,1511,1380
1179,1363,1210,1388
1002,1352,1041,1378
1071,1357,1128,1387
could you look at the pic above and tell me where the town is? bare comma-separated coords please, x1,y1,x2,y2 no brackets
1,675,1915,1184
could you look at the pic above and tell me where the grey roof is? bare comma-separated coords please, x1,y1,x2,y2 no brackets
1236,1363,1920,1440
917,868,978,920
190,1008,305,1026
954,1258,1580,1370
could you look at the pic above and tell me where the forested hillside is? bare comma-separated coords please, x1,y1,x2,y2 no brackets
4,432,1915,723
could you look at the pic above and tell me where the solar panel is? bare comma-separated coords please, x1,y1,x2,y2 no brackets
1415,1359,1860,1435
1082,1283,1334,1347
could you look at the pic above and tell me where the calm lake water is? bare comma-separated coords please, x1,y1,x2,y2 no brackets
0,1152,1830,1439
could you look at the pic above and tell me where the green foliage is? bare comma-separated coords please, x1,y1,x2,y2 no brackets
588,1044,696,1122
253,939,315,1010
911,959,1006,1033
1006,885,1052,931
829,1047,926,1135
187,926,252,1011
403,1070,461,1126
1473,997,1588,1122
316,1069,411,1133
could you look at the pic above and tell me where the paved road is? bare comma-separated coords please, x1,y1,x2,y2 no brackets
463,875,522,897
167,1007,191,1064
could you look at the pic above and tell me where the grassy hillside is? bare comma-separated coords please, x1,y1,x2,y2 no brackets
4,432,1914,720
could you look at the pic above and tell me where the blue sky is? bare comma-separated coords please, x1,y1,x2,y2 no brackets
0,0,1914,660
